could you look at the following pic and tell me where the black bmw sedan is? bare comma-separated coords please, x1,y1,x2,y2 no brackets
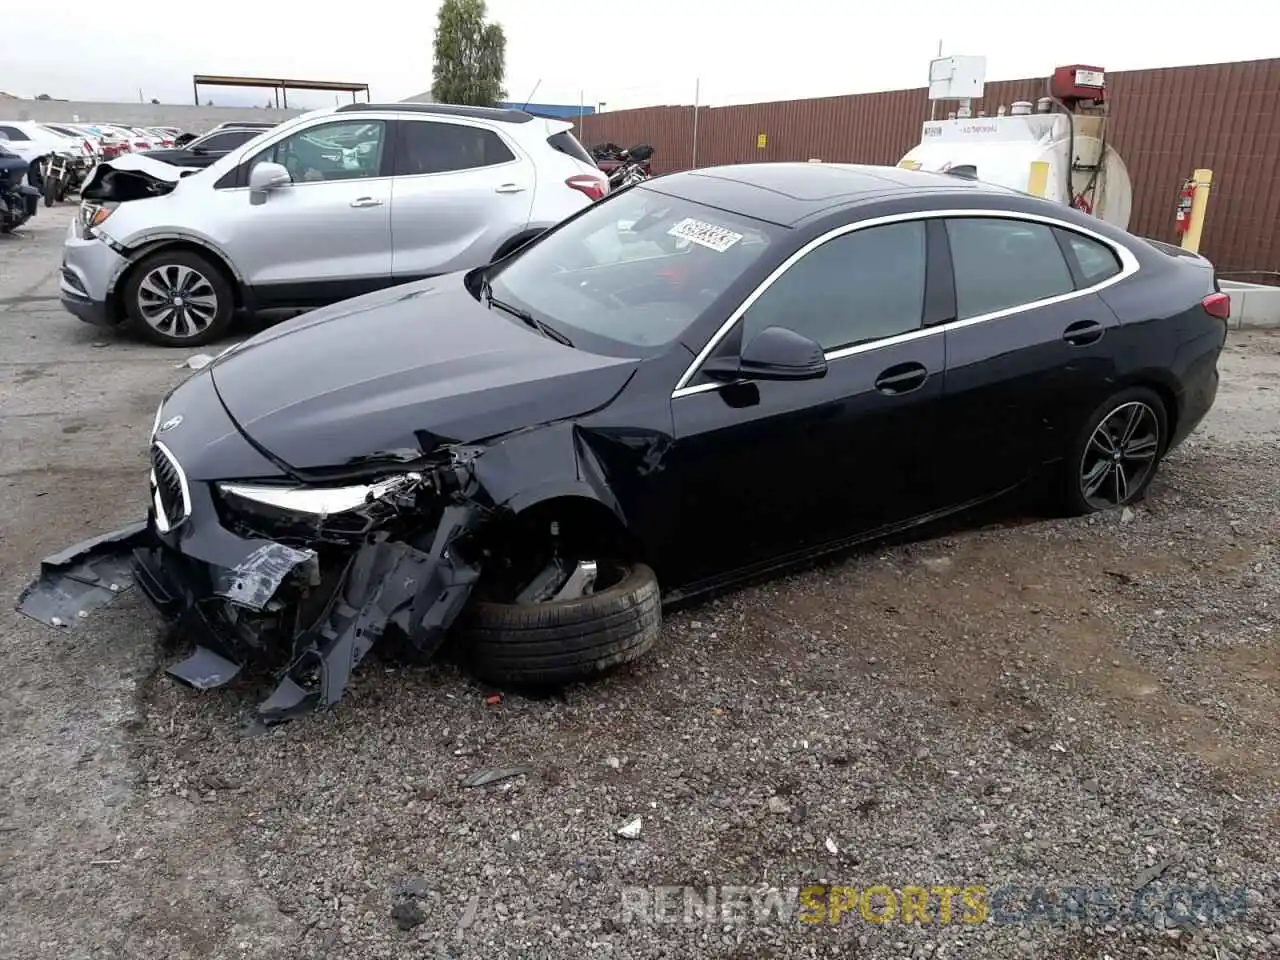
20,162,1228,721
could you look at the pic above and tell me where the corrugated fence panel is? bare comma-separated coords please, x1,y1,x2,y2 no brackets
573,59,1280,273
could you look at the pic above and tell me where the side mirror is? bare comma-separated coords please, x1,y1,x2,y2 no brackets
702,326,828,383
248,161,291,205
190,146,207,156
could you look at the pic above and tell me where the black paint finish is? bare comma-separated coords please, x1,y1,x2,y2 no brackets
161,164,1227,600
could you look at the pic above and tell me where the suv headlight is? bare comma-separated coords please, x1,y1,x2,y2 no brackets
80,201,115,231
217,474,422,516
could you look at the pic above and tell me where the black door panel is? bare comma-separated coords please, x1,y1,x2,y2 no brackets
670,335,944,586
938,216,1126,503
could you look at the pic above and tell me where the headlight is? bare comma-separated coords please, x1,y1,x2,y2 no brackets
80,202,115,230
217,474,421,516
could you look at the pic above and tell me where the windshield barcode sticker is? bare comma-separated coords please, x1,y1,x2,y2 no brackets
667,218,744,252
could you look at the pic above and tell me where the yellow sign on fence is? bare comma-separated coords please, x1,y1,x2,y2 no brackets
756,133,768,149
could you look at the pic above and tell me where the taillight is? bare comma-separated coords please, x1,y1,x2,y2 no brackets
565,174,607,202
1201,292,1230,320
134,141,148,150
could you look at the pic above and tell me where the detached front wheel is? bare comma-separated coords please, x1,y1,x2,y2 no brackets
459,560,662,688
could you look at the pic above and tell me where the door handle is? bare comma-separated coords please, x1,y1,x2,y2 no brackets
350,197,384,208
495,183,527,194
874,361,929,395
1062,320,1104,346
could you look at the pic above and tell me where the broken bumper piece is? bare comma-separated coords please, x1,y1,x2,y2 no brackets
15,501,486,723
15,521,150,628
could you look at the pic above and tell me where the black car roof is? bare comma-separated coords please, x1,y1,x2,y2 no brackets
646,162,1019,226
335,102,535,124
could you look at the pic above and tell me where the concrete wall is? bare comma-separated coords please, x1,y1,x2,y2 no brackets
0,99,304,134
1219,281,1280,330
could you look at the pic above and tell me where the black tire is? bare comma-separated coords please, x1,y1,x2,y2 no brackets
122,248,235,348
459,561,662,687
1061,386,1168,516
43,174,57,207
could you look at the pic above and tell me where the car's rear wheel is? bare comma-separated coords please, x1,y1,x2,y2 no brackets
1062,386,1167,515
459,560,662,688
123,249,234,348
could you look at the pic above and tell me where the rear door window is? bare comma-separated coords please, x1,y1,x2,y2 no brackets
0,125,30,141
945,218,1075,319
393,121,517,176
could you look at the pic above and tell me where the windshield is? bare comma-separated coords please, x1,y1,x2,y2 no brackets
487,186,779,354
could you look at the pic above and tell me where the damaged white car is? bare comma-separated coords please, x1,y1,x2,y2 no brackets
59,102,607,347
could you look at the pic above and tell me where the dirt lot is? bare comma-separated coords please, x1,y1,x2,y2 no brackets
1,208,1277,960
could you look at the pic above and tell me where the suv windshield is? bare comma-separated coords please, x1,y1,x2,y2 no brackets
486,186,780,355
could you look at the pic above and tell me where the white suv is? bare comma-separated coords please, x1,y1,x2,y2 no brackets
60,103,608,346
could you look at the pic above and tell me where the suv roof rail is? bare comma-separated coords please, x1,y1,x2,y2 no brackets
335,102,535,124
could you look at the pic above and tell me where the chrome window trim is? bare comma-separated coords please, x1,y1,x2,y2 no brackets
670,208,1140,401
150,440,192,534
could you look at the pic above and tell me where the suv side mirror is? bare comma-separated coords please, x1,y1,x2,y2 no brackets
248,161,291,205
702,325,828,383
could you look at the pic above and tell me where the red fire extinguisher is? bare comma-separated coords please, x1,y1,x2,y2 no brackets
1174,179,1195,234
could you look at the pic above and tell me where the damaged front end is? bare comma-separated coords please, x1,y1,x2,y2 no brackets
76,153,198,233
17,429,495,724
16,368,504,721
143,455,491,723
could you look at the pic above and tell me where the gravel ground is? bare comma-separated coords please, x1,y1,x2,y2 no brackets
1,209,1278,960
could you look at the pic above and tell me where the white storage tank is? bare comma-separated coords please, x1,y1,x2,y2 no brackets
898,112,1133,231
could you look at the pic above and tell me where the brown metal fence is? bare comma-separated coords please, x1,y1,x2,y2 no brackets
572,59,1280,275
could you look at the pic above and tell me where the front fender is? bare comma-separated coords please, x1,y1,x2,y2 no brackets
106,231,247,297
471,422,625,524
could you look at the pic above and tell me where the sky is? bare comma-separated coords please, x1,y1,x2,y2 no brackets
0,0,1274,112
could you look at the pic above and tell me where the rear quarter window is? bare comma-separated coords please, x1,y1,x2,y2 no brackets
1057,229,1122,285
547,131,595,167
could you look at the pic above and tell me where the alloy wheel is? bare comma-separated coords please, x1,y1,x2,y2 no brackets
136,264,220,339
1079,401,1161,510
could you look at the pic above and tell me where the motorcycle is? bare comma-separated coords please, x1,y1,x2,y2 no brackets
0,145,40,234
591,142,654,190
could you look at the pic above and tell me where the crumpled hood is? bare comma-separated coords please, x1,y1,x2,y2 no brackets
210,276,639,473
80,153,200,201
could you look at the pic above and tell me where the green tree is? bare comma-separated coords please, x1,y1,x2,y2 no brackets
431,0,507,107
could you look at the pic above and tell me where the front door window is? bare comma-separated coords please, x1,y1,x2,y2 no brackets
250,120,388,183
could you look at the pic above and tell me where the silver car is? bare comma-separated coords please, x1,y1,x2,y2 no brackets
60,103,609,346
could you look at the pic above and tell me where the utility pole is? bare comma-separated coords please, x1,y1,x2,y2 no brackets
692,78,700,169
